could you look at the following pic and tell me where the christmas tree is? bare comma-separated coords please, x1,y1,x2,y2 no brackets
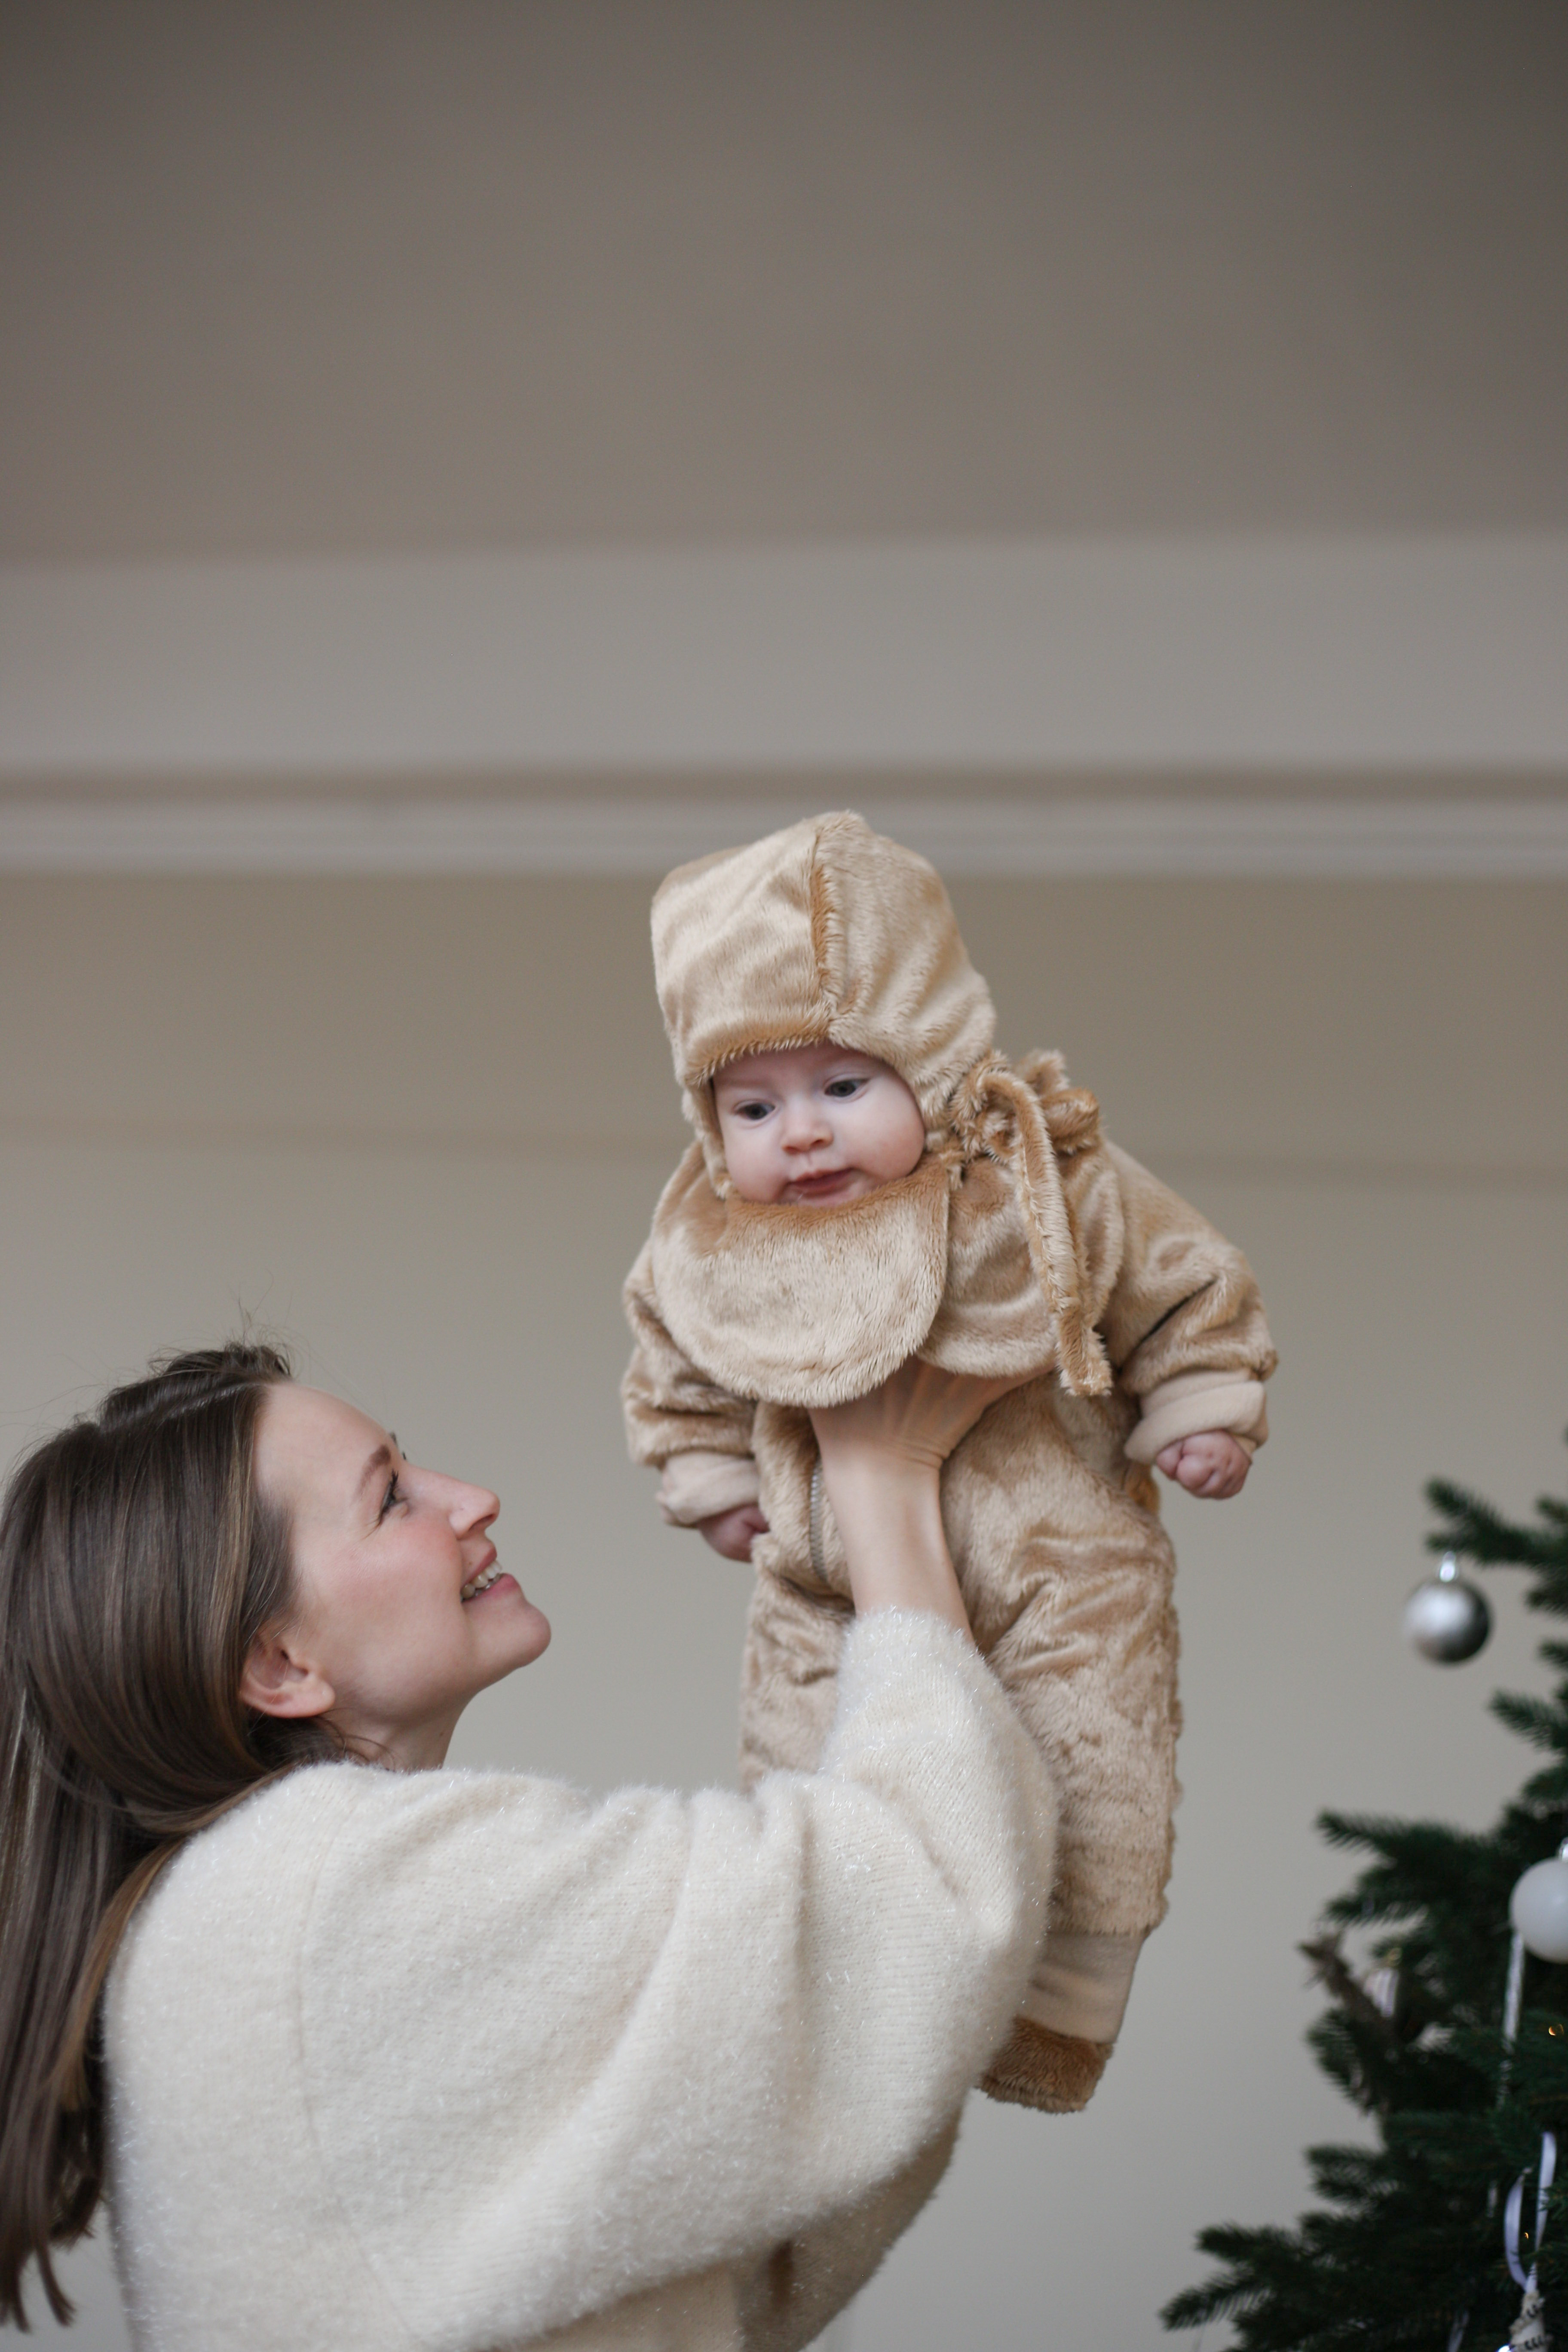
1162,1457,1568,2350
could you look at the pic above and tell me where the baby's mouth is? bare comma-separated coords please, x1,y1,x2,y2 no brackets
785,1168,861,1203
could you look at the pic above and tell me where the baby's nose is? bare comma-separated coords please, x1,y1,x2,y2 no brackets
781,1099,831,1144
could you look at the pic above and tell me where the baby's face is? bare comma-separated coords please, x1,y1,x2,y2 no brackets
714,1044,927,1207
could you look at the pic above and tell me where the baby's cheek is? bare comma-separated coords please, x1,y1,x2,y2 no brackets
859,1109,925,1185
720,1128,783,1203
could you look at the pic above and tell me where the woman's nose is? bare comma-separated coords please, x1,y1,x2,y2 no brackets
447,1478,499,1534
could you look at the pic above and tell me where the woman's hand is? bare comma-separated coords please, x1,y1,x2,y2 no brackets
809,1357,1028,1474
808,1360,1028,1638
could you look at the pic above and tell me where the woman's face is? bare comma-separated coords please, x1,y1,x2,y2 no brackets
246,1384,550,1770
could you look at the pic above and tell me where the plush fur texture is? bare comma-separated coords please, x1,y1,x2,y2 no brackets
625,813,1277,2113
651,1150,952,1408
979,2018,1111,2114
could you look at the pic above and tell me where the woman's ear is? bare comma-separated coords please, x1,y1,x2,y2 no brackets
240,1626,335,1721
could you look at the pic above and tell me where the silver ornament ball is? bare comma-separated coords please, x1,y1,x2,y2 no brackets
1511,1846,1568,1964
1403,1553,1491,1664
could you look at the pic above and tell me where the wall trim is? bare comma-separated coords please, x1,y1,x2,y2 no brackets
3,790,1565,878
4,536,1567,778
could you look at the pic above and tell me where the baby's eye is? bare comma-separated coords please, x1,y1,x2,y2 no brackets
824,1078,865,1099
734,1101,773,1122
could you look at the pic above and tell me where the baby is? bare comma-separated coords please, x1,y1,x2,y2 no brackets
623,812,1274,2112
699,1040,1250,1559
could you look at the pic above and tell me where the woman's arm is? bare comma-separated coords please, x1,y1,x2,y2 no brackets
106,1363,1051,2352
108,1367,1050,2350
199,1623,1049,2348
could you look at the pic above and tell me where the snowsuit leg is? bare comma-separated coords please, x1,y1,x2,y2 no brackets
946,1385,1179,2108
738,1385,1180,2112
738,1568,853,1788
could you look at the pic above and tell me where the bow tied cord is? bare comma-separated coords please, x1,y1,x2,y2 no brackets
943,1054,1112,1399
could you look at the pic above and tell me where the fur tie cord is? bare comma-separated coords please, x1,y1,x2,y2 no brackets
942,1054,1113,1399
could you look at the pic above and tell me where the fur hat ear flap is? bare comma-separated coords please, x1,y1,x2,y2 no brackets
683,1084,733,1195
948,1059,1112,1397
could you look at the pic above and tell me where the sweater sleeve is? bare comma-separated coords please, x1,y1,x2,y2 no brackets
1097,1142,1277,1463
623,1236,759,1492
295,1614,1053,2351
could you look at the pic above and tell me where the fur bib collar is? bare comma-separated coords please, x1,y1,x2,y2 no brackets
649,1143,1073,1408
651,1149,953,1408
650,1051,1115,1407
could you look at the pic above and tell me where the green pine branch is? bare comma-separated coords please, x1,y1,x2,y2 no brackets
1162,1446,1568,2349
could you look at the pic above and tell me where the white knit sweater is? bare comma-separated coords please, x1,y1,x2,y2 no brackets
104,1612,1054,2352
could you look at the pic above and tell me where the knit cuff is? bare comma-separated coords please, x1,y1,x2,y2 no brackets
1124,1369,1269,1464
657,1449,763,1527
1019,1929,1145,2045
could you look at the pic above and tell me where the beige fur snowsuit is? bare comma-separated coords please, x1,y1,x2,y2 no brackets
623,813,1275,2112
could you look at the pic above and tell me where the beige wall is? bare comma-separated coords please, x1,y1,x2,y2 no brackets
3,872,1567,2346
9,2,1567,558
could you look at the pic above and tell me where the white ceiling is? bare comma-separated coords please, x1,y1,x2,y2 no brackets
4,0,1566,561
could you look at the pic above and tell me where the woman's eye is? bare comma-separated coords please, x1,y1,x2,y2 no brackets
379,1474,402,1521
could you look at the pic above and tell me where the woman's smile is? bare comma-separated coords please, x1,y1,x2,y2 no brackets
461,1565,517,1602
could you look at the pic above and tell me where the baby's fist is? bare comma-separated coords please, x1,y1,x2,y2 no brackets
696,1503,770,1561
1155,1431,1251,1499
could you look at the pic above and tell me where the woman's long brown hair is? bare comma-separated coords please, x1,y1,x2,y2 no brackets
0,1342,339,2327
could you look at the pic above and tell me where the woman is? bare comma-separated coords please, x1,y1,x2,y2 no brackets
0,1341,1052,2350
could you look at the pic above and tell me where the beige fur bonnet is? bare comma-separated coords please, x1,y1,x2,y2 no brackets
652,811,995,1160
649,812,1111,1397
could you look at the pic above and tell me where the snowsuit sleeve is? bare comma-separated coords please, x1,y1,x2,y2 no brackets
1096,1142,1277,1464
623,1235,763,1524
122,1611,1051,2352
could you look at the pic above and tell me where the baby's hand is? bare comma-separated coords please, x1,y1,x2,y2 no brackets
696,1504,770,1562
1155,1431,1251,1499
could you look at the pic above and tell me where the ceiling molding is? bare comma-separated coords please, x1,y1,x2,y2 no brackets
4,536,1567,780
3,790,1565,879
